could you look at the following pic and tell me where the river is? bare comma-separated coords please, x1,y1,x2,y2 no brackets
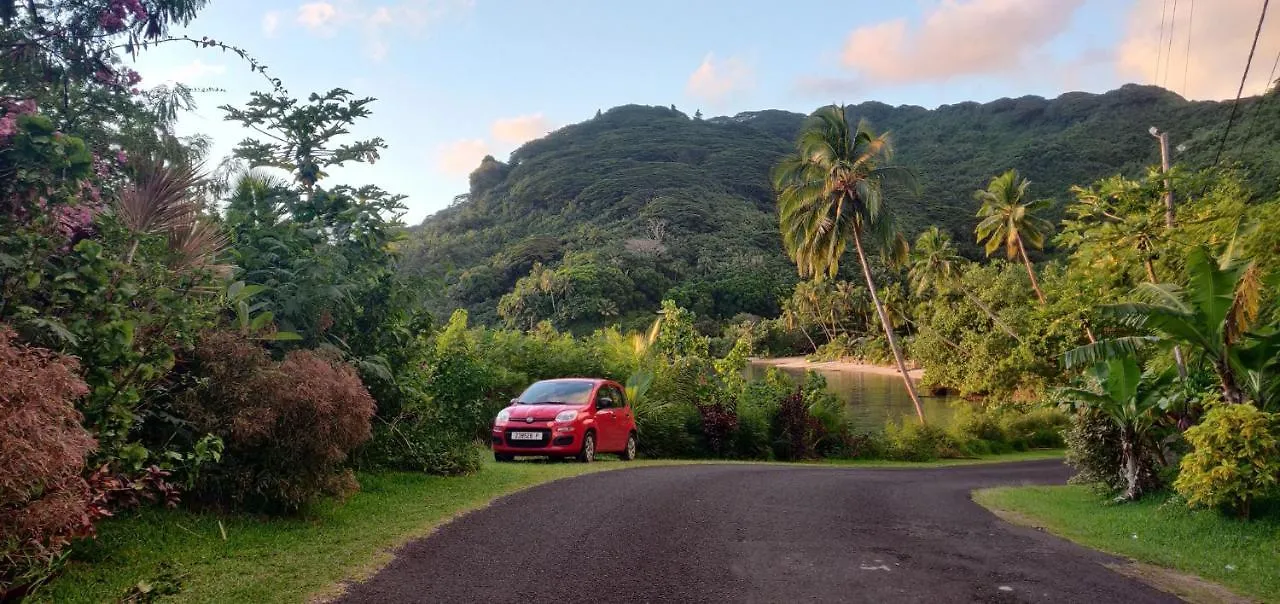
745,360,959,431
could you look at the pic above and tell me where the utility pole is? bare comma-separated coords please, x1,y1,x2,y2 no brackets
1150,127,1175,227
1150,126,1187,380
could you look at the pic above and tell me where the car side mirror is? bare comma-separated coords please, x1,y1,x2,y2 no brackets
509,398,518,405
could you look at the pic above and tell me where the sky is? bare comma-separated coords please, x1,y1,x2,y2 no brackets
130,0,1280,224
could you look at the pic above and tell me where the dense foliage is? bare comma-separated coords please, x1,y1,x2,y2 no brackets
6,0,1280,596
405,86,1280,334
0,327,96,599
174,332,376,511
1174,404,1280,518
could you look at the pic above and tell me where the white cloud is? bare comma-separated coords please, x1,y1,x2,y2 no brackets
262,11,280,36
284,0,473,59
491,114,554,145
296,2,339,33
153,59,227,85
839,0,1085,85
1117,0,1280,100
435,138,490,175
686,53,755,106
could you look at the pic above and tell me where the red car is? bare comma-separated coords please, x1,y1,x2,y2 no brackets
491,378,638,463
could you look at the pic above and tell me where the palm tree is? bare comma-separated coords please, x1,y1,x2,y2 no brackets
909,226,1022,342
974,170,1054,304
1058,355,1173,501
773,104,925,423
1065,246,1265,406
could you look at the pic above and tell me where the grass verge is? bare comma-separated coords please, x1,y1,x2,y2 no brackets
974,485,1280,602
40,451,1063,603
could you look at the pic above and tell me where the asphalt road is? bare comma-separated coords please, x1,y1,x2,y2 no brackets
338,460,1177,603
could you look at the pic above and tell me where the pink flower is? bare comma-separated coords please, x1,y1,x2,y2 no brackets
116,150,128,164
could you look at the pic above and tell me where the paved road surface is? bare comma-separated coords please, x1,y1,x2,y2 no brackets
339,460,1177,603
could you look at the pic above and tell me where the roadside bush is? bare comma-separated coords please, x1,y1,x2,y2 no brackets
1175,404,1280,518
0,326,96,599
953,405,1069,455
636,401,701,458
1064,409,1158,494
772,390,821,460
695,402,739,457
732,402,773,459
884,419,964,461
176,332,376,512
1002,407,1068,449
803,374,855,457
358,413,481,476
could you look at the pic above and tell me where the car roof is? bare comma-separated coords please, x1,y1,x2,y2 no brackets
535,377,607,384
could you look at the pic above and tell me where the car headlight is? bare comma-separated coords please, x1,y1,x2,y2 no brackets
495,409,511,424
555,410,578,423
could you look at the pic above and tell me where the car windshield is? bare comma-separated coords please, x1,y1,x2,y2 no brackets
516,380,594,405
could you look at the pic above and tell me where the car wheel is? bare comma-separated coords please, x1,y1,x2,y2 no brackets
494,452,514,463
620,432,637,461
576,432,596,463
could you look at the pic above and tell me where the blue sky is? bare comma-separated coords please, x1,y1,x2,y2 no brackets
132,0,1280,224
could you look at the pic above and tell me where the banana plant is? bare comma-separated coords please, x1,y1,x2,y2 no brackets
1057,355,1176,501
1064,245,1267,406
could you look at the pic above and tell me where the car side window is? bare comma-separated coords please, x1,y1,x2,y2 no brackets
612,386,628,408
595,388,615,409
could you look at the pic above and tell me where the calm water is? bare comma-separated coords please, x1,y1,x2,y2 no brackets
745,362,959,432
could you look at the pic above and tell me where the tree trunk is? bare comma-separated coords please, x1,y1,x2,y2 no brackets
963,291,1022,343
1121,427,1142,501
801,327,818,353
1216,356,1246,404
852,227,926,424
1014,233,1047,304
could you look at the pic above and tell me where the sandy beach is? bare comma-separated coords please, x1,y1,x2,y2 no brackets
750,356,925,381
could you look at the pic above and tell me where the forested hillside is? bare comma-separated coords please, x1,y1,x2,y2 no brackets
401,84,1279,332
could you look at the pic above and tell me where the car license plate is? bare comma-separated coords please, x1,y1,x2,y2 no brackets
509,431,542,441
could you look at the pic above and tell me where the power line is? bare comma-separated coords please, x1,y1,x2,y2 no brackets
1183,0,1195,97
1239,47,1280,150
1211,0,1270,166
1164,0,1180,89
1155,0,1170,84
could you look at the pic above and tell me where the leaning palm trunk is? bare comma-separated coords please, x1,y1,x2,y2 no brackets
852,228,925,423
1014,233,1046,304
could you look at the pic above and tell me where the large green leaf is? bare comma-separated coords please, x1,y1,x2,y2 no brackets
1184,246,1239,338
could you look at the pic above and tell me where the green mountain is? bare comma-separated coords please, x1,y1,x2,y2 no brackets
400,84,1279,332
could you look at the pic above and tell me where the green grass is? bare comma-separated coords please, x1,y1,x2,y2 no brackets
815,449,1064,468
39,459,668,604
974,485,1280,602
38,451,1063,603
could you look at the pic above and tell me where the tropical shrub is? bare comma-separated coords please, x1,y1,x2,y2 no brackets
359,414,481,476
1174,404,1280,518
1001,407,1069,449
175,332,375,511
771,390,821,461
883,419,963,461
1062,409,1159,494
0,326,96,598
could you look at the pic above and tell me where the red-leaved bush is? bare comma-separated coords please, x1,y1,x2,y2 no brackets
177,332,375,512
0,326,96,598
